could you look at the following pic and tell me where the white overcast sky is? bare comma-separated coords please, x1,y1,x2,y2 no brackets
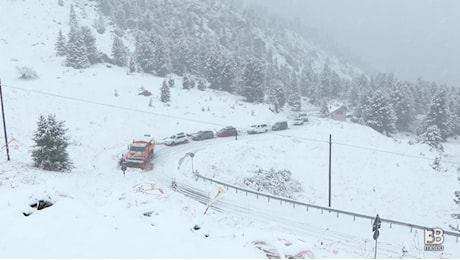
253,0,460,86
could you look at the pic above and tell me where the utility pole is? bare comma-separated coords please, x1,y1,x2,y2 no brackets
328,134,331,207
372,214,381,259
0,79,10,161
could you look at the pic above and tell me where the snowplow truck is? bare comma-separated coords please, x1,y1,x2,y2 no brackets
121,135,155,170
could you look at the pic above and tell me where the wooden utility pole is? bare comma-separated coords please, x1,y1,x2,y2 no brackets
0,79,10,161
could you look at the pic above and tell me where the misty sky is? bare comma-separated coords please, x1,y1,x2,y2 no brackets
253,0,460,86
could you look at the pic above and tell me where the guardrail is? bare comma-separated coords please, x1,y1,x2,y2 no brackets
194,173,460,242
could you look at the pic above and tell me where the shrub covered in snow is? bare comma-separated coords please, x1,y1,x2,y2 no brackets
243,168,303,199
16,66,39,80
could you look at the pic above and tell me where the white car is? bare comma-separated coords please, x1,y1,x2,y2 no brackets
247,124,269,134
163,132,188,146
293,118,304,126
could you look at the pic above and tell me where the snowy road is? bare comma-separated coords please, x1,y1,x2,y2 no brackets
144,136,459,258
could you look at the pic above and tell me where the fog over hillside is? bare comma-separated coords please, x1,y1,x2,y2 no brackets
0,0,459,258
254,0,460,86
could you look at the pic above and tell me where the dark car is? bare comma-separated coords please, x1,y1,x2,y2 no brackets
272,121,288,131
191,130,214,141
216,126,237,137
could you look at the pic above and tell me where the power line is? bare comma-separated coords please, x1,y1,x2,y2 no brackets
3,84,228,127
3,83,459,165
332,141,460,165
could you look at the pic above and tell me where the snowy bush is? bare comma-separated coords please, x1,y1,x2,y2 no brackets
16,66,39,80
243,168,303,199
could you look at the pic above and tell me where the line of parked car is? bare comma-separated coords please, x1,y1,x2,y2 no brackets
162,113,309,146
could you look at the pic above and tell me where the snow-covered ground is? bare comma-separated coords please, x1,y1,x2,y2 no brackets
0,0,459,258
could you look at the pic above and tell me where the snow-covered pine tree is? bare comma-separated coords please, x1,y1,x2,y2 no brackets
319,64,333,99
55,29,67,56
421,125,444,151
152,36,169,77
114,7,128,30
182,74,191,90
58,0,64,7
69,5,79,29
320,100,330,117
128,55,136,73
241,57,264,103
134,35,155,73
266,82,280,113
363,91,396,136
390,80,415,131
31,115,73,172
111,36,128,67
66,27,90,69
80,26,98,64
349,74,369,107
414,77,433,114
286,71,301,107
202,46,222,90
160,79,170,103
220,55,236,93
94,13,106,34
197,78,206,91
168,78,175,88
418,90,452,140
448,92,460,136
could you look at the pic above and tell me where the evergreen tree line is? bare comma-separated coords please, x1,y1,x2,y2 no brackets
91,0,350,109
57,0,460,144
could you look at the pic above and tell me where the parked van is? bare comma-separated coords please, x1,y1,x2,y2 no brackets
247,124,269,134
272,121,288,131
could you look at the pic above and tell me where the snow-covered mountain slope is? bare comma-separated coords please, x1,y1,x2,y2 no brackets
0,0,459,258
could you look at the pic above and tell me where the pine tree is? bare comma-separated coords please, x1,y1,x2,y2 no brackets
363,91,396,136
349,74,369,107
69,5,78,29
55,29,67,56
320,100,330,117
32,115,73,172
202,46,222,90
266,82,280,113
286,71,301,107
319,64,333,99
80,26,98,64
168,78,175,88
111,36,128,67
418,90,451,140
197,78,206,91
390,80,415,131
241,57,264,103
182,74,191,90
58,0,64,6
128,55,136,73
152,37,169,77
421,125,444,151
135,35,155,73
160,80,170,103
66,27,90,69
94,13,106,34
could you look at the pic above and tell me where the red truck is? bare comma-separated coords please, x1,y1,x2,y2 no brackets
121,135,155,170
